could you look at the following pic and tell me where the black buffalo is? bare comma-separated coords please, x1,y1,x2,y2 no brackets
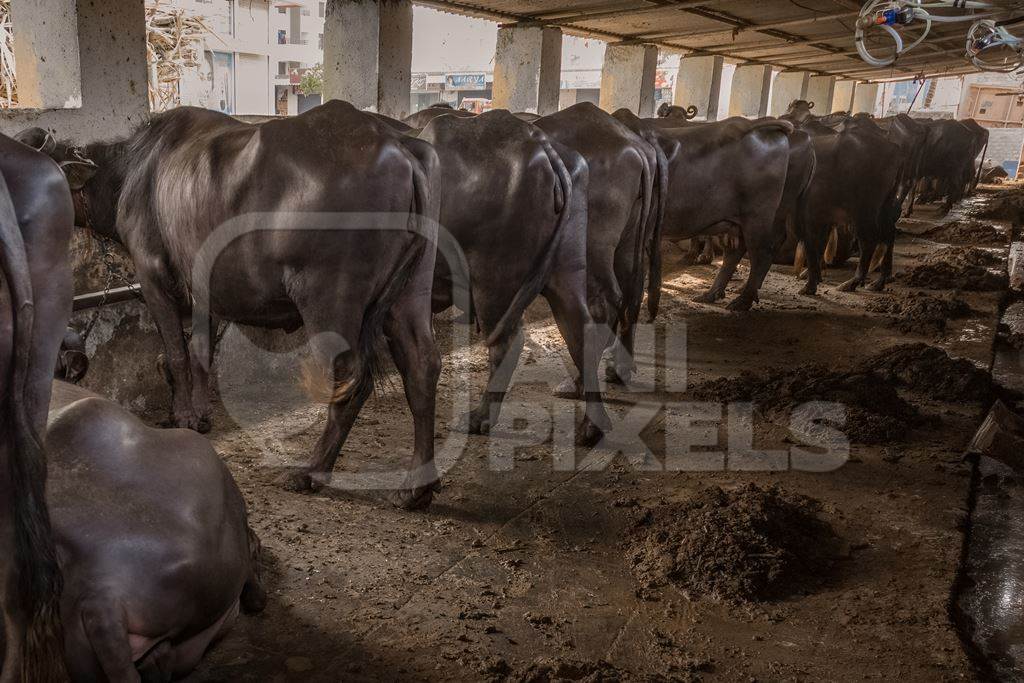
35,380,265,680
0,132,89,680
535,102,660,386
781,113,904,292
31,101,444,509
615,111,796,310
419,110,610,444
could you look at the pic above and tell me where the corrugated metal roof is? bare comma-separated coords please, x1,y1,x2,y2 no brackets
416,0,1024,82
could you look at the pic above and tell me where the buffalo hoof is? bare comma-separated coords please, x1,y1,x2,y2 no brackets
171,411,203,432
575,420,604,448
389,483,437,511
696,254,713,265
553,377,582,399
837,278,860,293
455,410,490,435
725,296,754,312
605,364,632,386
867,277,888,292
281,469,323,493
692,291,720,304
196,415,213,434
798,283,818,297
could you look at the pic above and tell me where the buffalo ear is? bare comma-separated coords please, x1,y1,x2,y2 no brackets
14,127,57,155
60,159,97,191
808,101,815,110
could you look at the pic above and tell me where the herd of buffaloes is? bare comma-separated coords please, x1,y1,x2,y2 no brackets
0,98,989,680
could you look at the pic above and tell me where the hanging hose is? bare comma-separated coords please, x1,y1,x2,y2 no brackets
854,0,999,68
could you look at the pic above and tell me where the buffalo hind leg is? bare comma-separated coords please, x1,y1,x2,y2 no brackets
727,234,775,311
693,240,744,304
188,317,218,434
384,299,442,510
544,273,612,448
136,261,199,431
457,326,525,436
869,230,896,292
283,302,370,493
838,233,879,292
79,598,140,683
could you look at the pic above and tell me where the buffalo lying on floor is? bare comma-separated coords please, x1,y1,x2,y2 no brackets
419,110,610,444
0,132,87,681
33,380,265,680
28,101,444,509
535,102,659,386
614,111,795,310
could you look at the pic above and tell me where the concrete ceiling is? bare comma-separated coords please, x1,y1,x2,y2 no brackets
416,0,1024,82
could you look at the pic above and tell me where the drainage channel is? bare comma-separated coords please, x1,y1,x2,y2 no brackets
954,228,1024,681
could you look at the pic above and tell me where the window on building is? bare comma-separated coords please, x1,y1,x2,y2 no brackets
300,31,309,45
277,61,288,76
319,2,325,17
318,33,323,50
209,51,235,115
277,6,287,13
277,29,287,45
301,8,311,16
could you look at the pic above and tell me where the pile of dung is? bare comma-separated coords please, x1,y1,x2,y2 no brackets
921,220,1005,246
970,191,1024,223
899,247,1006,291
690,364,919,444
865,292,972,336
861,343,993,403
629,485,841,603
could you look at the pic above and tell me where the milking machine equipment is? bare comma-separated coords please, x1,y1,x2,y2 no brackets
854,0,1024,72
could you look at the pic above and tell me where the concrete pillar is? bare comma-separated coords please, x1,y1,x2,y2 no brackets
852,82,880,115
832,80,856,113
323,0,413,119
674,55,724,120
805,75,835,113
0,1,148,141
491,25,562,115
729,64,772,118
11,0,82,109
769,71,809,117
599,43,659,116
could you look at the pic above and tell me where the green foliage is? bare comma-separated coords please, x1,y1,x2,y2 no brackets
298,64,323,96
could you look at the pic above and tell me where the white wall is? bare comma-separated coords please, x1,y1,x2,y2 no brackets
236,52,270,114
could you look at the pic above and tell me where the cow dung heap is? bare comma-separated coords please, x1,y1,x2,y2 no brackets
899,245,1006,291
629,484,841,603
866,291,972,336
969,189,1024,223
690,362,918,444
921,219,1006,246
866,342,993,402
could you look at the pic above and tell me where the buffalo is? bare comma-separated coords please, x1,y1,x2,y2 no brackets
534,102,660,386
781,111,904,292
615,111,796,310
28,101,444,509
32,380,266,680
0,132,86,682
418,110,610,444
